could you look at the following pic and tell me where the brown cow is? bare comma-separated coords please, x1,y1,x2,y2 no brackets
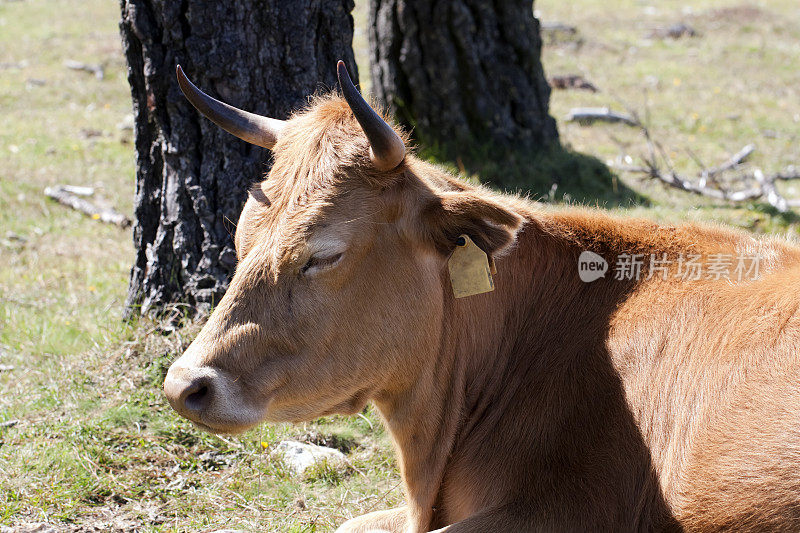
164,62,800,532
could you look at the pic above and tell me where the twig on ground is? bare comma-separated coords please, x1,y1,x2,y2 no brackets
566,107,640,127
44,185,131,227
357,412,374,430
59,185,95,196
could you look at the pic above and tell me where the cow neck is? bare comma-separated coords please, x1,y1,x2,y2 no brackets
370,217,549,531
371,303,464,530
373,209,642,531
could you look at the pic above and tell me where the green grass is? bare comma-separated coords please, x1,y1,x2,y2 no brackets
1,321,403,531
0,0,134,359
1,0,799,530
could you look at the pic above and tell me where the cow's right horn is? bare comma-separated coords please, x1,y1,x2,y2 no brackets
337,61,405,171
176,65,285,149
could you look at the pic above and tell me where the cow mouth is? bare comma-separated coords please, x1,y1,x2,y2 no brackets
185,403,271,434
190,420,223,434
190,419,248,435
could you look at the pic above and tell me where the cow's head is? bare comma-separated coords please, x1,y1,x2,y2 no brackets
163,62,521,433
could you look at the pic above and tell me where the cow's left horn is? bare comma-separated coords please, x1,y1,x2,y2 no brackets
176,65,285,149
337,61,405,171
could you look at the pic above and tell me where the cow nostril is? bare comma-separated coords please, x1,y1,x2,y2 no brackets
164,370,216,417
183,381,211,413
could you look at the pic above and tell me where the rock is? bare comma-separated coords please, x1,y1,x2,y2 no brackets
549,74,598,93
272,440,346,476
63,59,104,80
293,496,306,510
78,128,103,139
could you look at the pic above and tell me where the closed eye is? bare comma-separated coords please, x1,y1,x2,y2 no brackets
301,252,343,275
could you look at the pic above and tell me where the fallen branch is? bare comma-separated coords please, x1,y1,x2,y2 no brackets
44,185,131,227
754,169,785,212
610,106,800,213
704,144,754,179
616,143,800,213
59,184,95,196
566,107,639,127
753,170,800,211
775,166,800,181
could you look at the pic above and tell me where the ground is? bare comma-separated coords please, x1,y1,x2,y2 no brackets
0,0,798,531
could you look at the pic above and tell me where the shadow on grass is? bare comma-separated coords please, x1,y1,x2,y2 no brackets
747,202,800,227
417,141,649,208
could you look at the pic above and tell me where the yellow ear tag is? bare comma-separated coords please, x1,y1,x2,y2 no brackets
448,234,495,298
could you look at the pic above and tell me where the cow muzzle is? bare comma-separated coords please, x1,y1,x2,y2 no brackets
163,357,266,434
163,365,215,421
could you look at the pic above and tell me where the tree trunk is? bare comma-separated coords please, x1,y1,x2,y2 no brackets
369,0,558,185
119,0,358,316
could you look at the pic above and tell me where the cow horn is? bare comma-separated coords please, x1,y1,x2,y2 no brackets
337,61,405,171
176,65,285,149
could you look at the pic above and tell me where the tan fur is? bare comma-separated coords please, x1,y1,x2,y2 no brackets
166,94,800,532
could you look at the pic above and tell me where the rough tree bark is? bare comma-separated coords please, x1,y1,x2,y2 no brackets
369,0,558,177
119,1,358,316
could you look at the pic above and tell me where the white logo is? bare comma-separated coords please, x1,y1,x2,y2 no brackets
578,251,608,282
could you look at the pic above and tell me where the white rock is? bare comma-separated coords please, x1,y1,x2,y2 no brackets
272,440,346,476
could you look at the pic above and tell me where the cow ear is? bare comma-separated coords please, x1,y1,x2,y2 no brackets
419,190,523,258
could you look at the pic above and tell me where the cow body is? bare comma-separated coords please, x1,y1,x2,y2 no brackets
164,66,800,532
343,191,800,531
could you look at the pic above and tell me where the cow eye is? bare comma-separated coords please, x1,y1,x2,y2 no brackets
301,252,343,275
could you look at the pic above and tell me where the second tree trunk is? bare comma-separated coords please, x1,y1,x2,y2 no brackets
369,0,558,183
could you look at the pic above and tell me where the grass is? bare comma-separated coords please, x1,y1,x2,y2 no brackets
1,0,798,530
539,0,800,227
